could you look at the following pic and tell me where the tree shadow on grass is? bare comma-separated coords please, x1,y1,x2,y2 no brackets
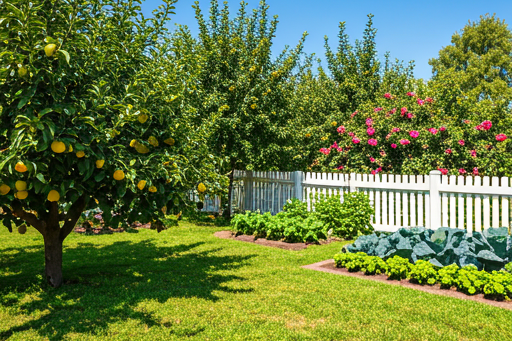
0,238,256,340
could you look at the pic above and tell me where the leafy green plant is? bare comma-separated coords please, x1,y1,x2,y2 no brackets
482,271,512,301
409,260,438,285
313,191,374,239
505,262,512,273
385,256,412,280
362,255,388,275
438,263,459,289
455,265,490,295
283,198,309,220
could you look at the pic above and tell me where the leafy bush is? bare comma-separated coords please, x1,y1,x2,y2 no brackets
385,256,412,280
409,260,438,285
313,191,374,239
438,264,459,289
283,198,309,220
362,256,388,275
334,251,512,300
455,265,490,295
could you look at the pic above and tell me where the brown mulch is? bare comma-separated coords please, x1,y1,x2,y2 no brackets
213,230,342,251
302,259,512,311
74,222,151,234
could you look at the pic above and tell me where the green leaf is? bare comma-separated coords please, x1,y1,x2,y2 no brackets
36,173,46,184
58,50,70,64
94,171,105,182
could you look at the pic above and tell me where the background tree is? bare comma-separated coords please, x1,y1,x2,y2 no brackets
191,0,307,216
0,0,226,288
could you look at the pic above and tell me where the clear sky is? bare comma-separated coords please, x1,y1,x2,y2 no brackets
142,0,512,80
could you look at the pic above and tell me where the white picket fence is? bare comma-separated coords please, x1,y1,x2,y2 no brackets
231,170,512,233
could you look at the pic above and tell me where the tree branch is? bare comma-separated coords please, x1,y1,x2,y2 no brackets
9,201,45,234
60,194,88,241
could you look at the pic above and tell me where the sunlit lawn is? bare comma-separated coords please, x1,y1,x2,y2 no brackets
1,221,512,341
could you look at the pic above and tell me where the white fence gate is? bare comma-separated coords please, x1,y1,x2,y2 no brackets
231,170,512,233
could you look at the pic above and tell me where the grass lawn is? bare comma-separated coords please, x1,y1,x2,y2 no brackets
1,222,512,341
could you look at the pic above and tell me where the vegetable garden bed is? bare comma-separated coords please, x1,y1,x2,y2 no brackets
303,259,512,311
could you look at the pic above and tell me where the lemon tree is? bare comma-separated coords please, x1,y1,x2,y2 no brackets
0,0,226,288
189,0,307,216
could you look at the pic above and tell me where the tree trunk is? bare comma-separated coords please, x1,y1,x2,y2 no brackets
224,169,235,219
43,231,63,288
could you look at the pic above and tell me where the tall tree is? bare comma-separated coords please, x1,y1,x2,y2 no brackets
191,0,307,216
0,0,226,287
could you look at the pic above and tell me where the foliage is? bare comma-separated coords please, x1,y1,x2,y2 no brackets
335,252,512,300
438,263,460,289
385,255,412,280
283,198,309,220
313,191,374,239
334,252,388,275
409,260,438,285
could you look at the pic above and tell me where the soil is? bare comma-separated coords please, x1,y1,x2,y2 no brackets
213,230,343,251
302,259,512,311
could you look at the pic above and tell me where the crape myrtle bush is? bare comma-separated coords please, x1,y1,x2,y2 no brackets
316,90,512,177
334,252,512,301
231,192,374,242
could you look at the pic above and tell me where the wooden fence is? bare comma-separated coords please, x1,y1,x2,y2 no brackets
230,170,512,232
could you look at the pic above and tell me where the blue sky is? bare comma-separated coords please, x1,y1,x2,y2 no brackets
142,0,512,80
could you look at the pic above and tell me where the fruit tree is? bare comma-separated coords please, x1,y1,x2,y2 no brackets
0,0,226,288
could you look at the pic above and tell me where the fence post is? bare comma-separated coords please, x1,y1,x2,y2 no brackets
292,171,304,201
243,171,253,212
429,170,442,230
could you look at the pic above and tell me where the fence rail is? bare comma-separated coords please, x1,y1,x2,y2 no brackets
231,170,512,233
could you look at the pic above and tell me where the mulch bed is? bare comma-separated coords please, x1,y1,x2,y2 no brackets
302,259,512,311
214,230,342,251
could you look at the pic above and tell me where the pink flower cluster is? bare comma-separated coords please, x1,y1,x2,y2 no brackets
409,130,419,138
400,107,407,115
319,148,330,155
438,168,448,175
366,118,373,126
374,107,383,112
350,111,358,118
417,99,424,106
496,134,507,141
406,92,415,97
391,127,400,133
458,140,465,146
470,150,476,157
428,128,438,134
352,137,360,144
368,139,378,146
371,167,383,175
337,125,346,134
384,93,392,99
399,139,410,145
367,127,375,136
391,143,397,148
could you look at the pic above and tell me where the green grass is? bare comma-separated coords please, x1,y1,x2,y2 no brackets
1,222,512,341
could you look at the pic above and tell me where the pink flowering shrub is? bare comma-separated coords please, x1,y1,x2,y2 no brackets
314,90,512,176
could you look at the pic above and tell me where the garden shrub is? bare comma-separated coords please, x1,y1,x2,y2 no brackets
409,260,438,285
334,251,512,300
385,256,412,280
438,264,459,289
283,198,309,220
313,191,374,239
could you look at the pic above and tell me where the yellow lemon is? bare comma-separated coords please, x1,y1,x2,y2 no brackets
94,198,99,204
113,170,125,181
96,160,105,168
251,104,257,109
44,43,57,57
138,114,148,123
47,190,60,202
0,184,10,195
197,183,206,193
130,139,137,147
164,138,175,146
148,186,157,193
15,191,28,200
18,66,27,77
76,151,85,158
137,180,146,190
135,144,149,154
15,181,27,191
51,141,66,153
15,162,27,173
148,136,159,147
68,145,73,152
